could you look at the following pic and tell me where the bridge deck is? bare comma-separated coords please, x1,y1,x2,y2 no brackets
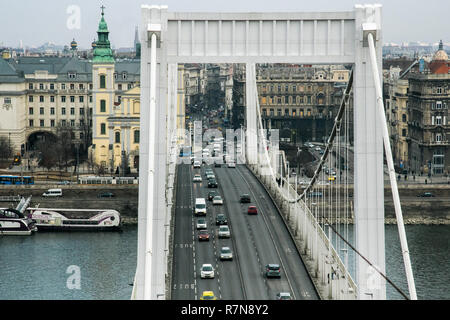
171,163,319,300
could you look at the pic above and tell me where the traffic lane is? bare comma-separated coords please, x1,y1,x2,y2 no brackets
226,167,294,300
214,166,270,300
202,165,245,300
192,174,221,299
236,165,320,300
172,164,195,300
209,200,245,300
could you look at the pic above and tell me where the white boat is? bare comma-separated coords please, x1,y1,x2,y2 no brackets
0,208,38,235
27,208,121,231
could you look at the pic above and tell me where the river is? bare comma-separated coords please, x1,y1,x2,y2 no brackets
0,224,448,300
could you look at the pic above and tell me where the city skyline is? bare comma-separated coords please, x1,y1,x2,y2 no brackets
0,0,449,49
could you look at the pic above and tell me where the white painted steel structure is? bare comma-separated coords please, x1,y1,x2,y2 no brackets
134,4,415,300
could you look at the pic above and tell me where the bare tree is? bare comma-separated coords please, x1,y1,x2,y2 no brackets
0,136,13,162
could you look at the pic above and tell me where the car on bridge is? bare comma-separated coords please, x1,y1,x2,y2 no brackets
208,190,219,201
208,179,218,188
206,172,215,180
196,218,207,230
212,196,223,205
200,291,217,300
417,192,435,197
197,230,210,241
214,161,221,168
240,194,251,203
276,292,292,300
200,264,215,279
247,206,258,215
265,264,281,278
227,161,236,168
193,174,202,182
219,246,233,260
215,213,228,225
218,225,230,238
193,160,201,168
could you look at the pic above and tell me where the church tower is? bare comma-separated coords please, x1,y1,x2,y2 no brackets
90,6,115,169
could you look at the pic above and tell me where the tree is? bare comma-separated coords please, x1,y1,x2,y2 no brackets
0,136,13,162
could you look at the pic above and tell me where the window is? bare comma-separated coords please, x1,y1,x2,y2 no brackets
40,107,44,115
29,83,33,90
68,72,76,79
277,109,282,116
70,83,75,90
100,100,106,112
270,109,274,116
122,72,127,80
50,83,54,90
402,129,406,137
436,133,442,142
70,96,75,103
50,96,55,103
285,108,289,116
50,107,55,115
100,75,106,89
101,123,106,135
89,96,92,103
70,108,75,115
285,85,289,92
307,96,311,104
118,84,122,90
70,120,75,127
39,96,44,103
128,83,132,90
79,96,84,103
262,109,267,116
436,116,442,125
402,114,407,122
79,84,84,90
80,119,84,126
29,119,34,127
134,130,140,143
50,119,55,127
80,132,84,140
436,101,442,109
61,120,66,126
437,87,442,94
80,107,84,116
40,119,44,127
115,131,121,143
292,85,296,92
61,83,66,90
62,107,66,115
89,108,93,116
29,107,33,115
61,96,66,103
29,96,34,103
39,83,44,90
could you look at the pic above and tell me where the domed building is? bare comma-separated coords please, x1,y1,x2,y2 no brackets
429,40,449,74
406,40,450,176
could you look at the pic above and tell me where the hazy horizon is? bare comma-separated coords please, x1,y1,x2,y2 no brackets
1,0,448,49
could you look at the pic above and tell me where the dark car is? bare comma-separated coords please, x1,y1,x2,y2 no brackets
240,194,251,203
198,230,210,241
215,213,228,225
247,206,258,215
214,162,221,168
208,191,219,201
208,179,218,188
417,192,435,197
265,264,281,278
98,192,115,198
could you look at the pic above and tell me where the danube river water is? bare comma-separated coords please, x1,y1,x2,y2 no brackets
0,224,448,300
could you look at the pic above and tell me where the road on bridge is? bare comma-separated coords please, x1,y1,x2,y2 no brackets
171,163,319,300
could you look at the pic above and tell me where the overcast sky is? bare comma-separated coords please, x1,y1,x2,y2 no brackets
1,0,448,48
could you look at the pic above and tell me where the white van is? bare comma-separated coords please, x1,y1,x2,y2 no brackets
194,198,207,216
42,188,62,197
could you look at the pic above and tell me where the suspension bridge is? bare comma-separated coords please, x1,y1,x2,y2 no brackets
131,3,417,300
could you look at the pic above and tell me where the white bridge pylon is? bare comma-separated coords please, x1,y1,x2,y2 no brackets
133,4,416,300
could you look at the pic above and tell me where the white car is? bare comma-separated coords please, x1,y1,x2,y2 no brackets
193,160,201,168
218,225,230,238
228,162,236,168
219,247,233,260
212,196,223,205
200,264,215,279
193,174,202,182
196,218,207,230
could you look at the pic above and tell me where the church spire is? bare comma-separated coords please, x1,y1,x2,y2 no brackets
92,5,114,63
